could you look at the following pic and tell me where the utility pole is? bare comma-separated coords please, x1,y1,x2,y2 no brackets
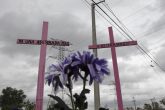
91,1,105,110
132,97,137,110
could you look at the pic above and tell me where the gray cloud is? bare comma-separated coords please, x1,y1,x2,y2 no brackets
0,0,165,109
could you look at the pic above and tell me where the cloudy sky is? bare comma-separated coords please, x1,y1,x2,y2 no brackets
0,0,165,109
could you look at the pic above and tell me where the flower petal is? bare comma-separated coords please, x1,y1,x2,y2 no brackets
87,64,96,78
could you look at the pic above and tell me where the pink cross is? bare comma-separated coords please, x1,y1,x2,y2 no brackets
89,27,137,110
17,21,70,110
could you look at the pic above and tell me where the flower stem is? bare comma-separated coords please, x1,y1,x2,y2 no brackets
69,89,75,110
83,74,87,90
83,79,86,90
68,78,75,110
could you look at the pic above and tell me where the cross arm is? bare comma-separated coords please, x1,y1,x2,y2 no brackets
89,41,137,49
17,39,70,46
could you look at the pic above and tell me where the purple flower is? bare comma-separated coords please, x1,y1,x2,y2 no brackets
45,51,110,91
45,73,63,91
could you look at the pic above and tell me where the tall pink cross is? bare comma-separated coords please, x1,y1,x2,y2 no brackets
17,21,70,110
89,27,137,110
35,21,47,110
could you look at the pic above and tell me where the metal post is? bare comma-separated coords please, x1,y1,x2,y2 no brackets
35,22,48,110
91,3,100,110
108,27,124,110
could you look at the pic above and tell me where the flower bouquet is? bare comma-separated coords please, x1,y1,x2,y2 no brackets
45,51,110,110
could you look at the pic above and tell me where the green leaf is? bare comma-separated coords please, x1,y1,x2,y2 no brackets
48,94,71,110
73,89,90,110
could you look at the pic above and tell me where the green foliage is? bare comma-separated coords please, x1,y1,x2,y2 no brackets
99,108,109,110
47,89,90,110
136,107,143,110
126,107,134,110
160,99,165,106
0,87,26,110
48,94,71,110
152,102,162,110
143,102,162,110
144,103,153,110
73,89,90,110
47,102,55,110
24,100,35,110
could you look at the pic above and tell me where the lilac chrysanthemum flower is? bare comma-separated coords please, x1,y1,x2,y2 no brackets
45,51,110,91
45,64,64,91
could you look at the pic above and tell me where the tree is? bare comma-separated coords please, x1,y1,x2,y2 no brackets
137,107,143,110
152,102,162,110
160,99,165,106
23,100,35,110
0,87,26,110
126,107,134,110
143,102,163,110
47,101,57,110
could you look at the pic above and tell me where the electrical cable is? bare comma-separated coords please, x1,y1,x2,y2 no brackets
91,0,165,72
79,0,165,71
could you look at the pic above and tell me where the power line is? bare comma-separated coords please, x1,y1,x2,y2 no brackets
92,0,134,40
92,0,165,72
82,0,131,41
137,26,165,42
121,1,154,21
81,0,165,73
102,2,165,72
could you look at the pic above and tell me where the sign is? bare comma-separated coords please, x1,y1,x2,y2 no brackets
89,41,137,49
17,39,70,46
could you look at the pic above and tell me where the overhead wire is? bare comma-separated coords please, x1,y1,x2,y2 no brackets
80,0,165,73
102,0,165,63
80,3,165,105
93,1,165,106
91,0,134,40
137,26,165,42
102,0,165,61
91,0,165,72
81,0,133,44
121,1,155,21
79,0,165,105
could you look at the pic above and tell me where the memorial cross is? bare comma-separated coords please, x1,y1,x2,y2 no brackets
89,27,137,110
17,21,70,110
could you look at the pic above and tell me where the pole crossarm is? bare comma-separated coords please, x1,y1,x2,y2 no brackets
93,0,105,5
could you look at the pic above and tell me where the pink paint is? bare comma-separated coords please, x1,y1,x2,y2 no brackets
17,22,71,110
17,22,48,110
88,27,137,110
108,27,124,110
89,41,137,49
35,21,48,110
